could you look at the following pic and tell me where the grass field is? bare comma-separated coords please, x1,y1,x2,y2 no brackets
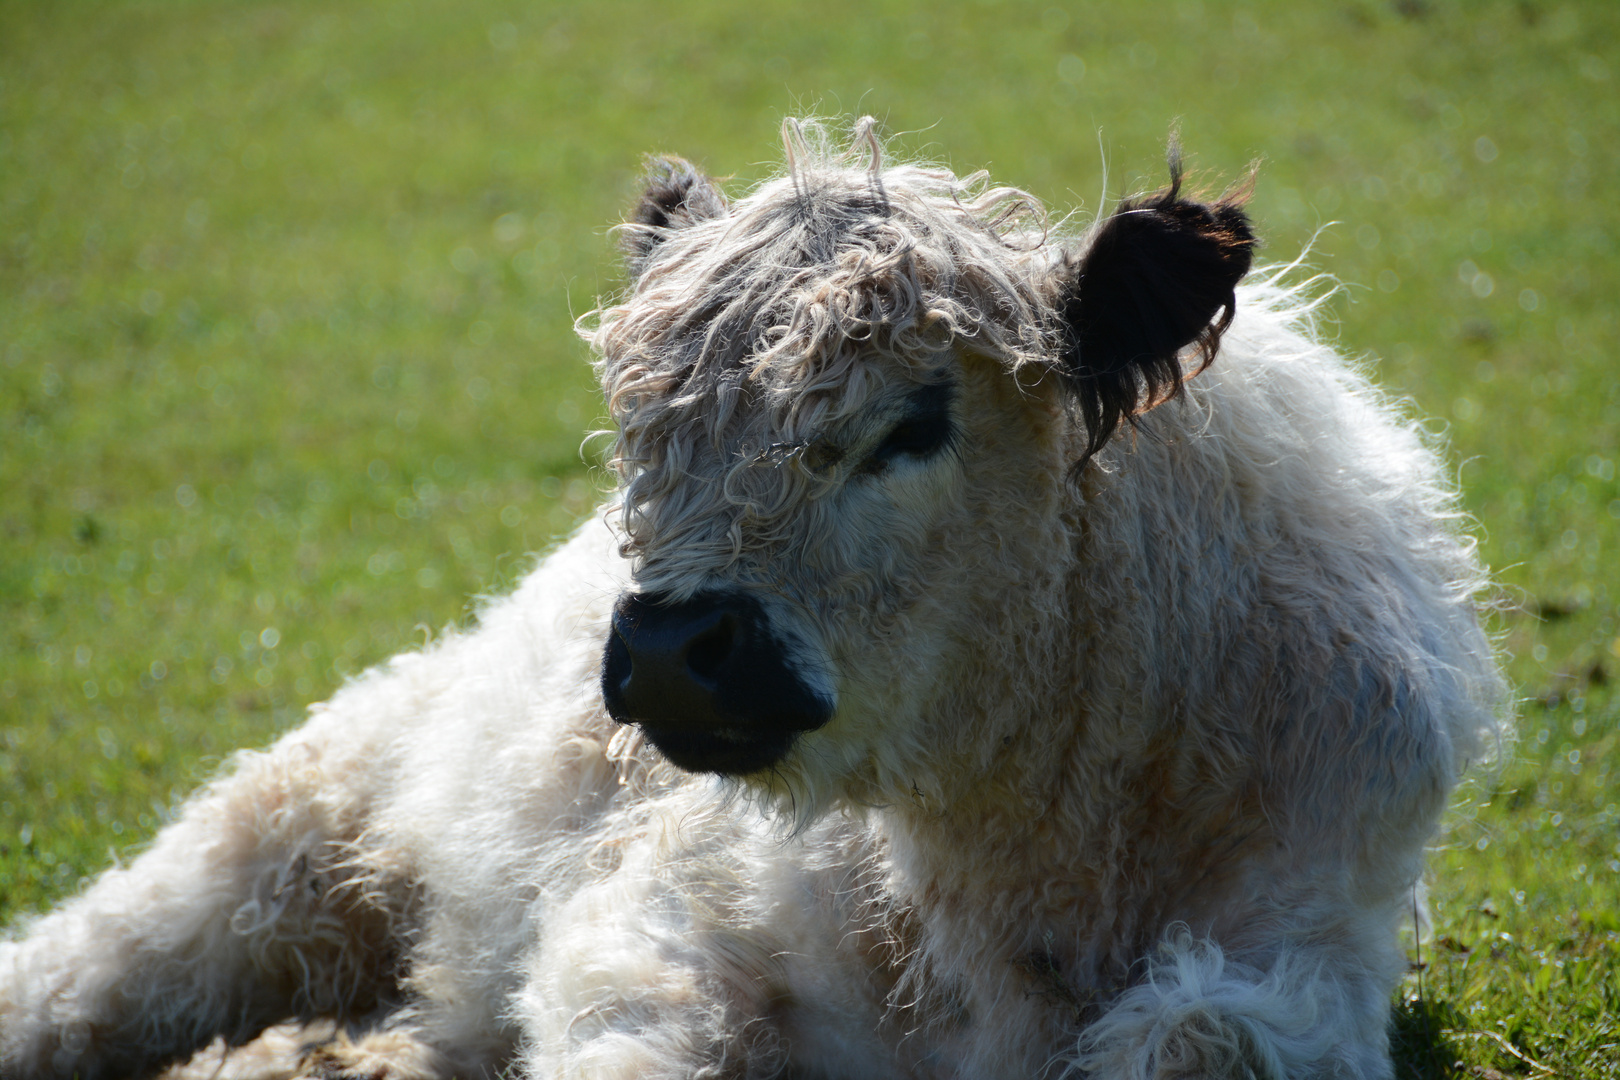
2,0,1617,1074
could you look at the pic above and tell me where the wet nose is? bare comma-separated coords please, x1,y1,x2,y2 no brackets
600,589,833,774
602,591,745,732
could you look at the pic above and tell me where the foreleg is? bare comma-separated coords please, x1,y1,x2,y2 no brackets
514,826,788,1080
1072,928,1397,1080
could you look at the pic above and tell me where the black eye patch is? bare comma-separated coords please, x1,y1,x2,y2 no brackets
860,381,957,474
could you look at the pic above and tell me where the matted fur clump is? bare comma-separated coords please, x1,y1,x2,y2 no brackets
2,118,1506,1080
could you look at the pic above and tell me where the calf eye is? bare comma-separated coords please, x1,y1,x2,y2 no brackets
873,413,951,461
860,383,956,474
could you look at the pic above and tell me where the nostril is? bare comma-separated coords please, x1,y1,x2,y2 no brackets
603,588,832,765
606,623,633,693
685,612,736,682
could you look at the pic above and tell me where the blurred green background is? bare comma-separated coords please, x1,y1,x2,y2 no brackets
2,0,1616,1074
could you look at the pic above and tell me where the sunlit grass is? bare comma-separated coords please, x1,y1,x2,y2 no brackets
2,0,1616,1074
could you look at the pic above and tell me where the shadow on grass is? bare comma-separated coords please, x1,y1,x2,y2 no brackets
1390,992,1547,1080
1391,992,1469,1079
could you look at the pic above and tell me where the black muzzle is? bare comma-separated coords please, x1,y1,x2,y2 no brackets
601,588,833,774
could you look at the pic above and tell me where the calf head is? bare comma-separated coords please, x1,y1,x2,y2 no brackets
589,119,1253,813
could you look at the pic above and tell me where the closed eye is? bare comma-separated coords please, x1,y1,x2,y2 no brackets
858,382,957,474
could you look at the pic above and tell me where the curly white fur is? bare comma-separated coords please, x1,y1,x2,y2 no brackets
1,119,1506,1080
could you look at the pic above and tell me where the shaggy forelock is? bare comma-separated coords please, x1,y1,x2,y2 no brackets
584,118,1064,584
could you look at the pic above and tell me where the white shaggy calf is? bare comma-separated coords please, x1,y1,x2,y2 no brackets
2,118,1505,1080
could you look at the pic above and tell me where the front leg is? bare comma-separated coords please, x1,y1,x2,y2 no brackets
1072,928,1398,1080
509,794,812,1080
517,864,784,1079
514,804,905,1080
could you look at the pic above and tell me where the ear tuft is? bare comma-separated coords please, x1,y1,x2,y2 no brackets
1056,147,1257,466
622,157,729,281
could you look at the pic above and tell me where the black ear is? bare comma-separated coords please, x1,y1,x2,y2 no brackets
1056,147,1256,465
622,156,729,281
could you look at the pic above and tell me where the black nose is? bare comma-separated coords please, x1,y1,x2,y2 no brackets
605,595,742,731
601,589,832,774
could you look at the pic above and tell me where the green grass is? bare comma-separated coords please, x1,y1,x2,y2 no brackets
2,0,1616,1074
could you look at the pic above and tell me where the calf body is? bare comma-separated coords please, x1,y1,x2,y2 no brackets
1,119,1505,1080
